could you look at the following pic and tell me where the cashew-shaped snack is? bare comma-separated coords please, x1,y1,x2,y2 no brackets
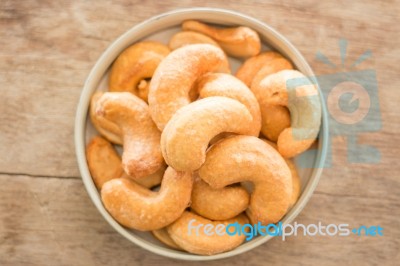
90,92,122,145
197,73,262,136
86,136,124,189
140,79,199,103
182,20,261,58
148,44,230,130
259,105,291,142
101,167,193,231
94,92,164,179
152,228,183,250
136,79,151,102
167,211,249,255
124,165,165,189
236,51,284,86
236,54,293,141
249,57,293,141
191,175,250,220
252,70,322,158
262,139,301,207
198,135,292,225
161,96,254,171
169,31,219,50
108,41,170,102
86,136,165,189
250,57,294,89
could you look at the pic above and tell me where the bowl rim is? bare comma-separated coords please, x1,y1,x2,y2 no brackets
75,7,329,261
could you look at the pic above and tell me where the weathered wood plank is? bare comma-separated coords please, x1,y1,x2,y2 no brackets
0,175,400,265
0,174,398,265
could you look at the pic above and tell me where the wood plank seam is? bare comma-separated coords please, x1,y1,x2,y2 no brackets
0,172,80,180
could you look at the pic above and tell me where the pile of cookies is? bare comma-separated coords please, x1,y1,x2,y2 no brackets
86,20,321,255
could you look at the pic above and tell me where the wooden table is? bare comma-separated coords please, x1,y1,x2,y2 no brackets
1,1,399,265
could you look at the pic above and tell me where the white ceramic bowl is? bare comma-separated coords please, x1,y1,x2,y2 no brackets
75,8,328,260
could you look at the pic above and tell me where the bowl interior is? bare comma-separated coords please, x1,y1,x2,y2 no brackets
75,8,328,261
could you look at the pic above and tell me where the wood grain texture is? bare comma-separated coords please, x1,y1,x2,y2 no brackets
0,0,399,265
